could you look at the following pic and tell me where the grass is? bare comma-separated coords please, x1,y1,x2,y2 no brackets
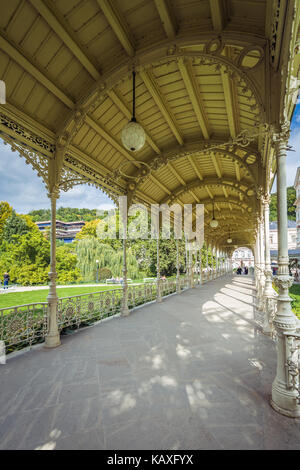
0,285,122,309
289,284,300,319
273,283,300,320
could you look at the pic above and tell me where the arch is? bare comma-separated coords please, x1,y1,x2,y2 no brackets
170,196,256,213
125,140,260,201
59,34,266,149
161,177,254,205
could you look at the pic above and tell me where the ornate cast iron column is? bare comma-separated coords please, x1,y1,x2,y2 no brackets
271,128,300,417
45,189,61,348
121,198,129,316
257,217,265,311
262,193,275,334
176,238,181,294
254,234,260,292
156,231,162,302
190,248,194,288
206,243,209,281
199,247,202,285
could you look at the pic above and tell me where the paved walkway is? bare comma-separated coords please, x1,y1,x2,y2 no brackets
1,275,300,450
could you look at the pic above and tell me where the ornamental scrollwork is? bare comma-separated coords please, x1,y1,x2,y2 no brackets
273,275,294,290
0,113,55,154
270,0,282,66
0,132,51,190
63,155,125,202
284,333,300,402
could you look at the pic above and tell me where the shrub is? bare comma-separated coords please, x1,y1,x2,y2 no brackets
98,267,112,280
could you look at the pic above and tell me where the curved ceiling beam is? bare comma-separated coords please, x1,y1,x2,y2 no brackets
159,196,256,213
60,35,266,143
123,141,260,202
160,177,254,205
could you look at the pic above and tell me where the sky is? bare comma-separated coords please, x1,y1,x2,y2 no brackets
1,104,300,214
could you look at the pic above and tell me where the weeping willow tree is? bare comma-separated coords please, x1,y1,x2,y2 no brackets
75,238,140,281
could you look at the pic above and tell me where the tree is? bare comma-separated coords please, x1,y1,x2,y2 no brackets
1,211,30,243
75,238,140,281
269,187,296,221
0,201,13,233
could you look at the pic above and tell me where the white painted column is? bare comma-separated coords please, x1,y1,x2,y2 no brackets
190,248,194,288
263,194,274,334
176,238,181,294
206,244,209,282
254,235,260,292
157,232,162,302
199,247,202,285
121,208,129,316
258,217,265,311
271,133,300,417
45,191,61,348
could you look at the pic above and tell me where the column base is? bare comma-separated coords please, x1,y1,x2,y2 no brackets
270,397,300,418
121,307,130,316
44,333,61,349
156,296,162,303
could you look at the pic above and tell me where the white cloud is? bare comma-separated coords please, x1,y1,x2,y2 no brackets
0,143,114,213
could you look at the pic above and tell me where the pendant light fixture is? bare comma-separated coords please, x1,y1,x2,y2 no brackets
210,201,219,228
121,70,146,152
227,227,232,244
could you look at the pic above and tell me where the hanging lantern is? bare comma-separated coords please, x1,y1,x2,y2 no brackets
210,201,219,228
227,227,232,244
121,70,146,152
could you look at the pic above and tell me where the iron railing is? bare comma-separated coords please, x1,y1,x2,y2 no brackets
0,302,48,350
0,276,193,353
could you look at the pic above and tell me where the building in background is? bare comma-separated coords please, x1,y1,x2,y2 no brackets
36,220,85,243
294,167,300,248
269,221,297,250
232,247,254,269
233,221,298,268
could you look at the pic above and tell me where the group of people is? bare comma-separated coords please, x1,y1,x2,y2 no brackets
236,266,248,275
108,277,124,284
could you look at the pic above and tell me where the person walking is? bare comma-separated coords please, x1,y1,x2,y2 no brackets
3,272,9,290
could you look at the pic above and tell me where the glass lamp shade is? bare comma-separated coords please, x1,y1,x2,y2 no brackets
121,120,146,152
227,238,232,244
210,218,218,228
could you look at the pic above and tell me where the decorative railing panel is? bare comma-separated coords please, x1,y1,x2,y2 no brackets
0,303,48,350
127,282,157,308
179,276,189,290
161,279,177,296
57,288,123,329
0,275,195,353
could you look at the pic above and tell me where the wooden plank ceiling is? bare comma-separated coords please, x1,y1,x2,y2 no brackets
0,0,297,249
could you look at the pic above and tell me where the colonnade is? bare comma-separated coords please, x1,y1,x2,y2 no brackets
254,130,300,417
44,131,300,418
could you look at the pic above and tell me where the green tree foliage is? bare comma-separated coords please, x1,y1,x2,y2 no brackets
269,187,296,221
0,206,81,286
75,238,140,281
1,211,31,243
0,201,13,233
28,207,101,222
98,267,112,280
56,245,82,284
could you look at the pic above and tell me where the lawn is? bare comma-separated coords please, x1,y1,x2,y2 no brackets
289,284,300,319
0,285,122,309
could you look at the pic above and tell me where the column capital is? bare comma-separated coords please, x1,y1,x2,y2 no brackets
47,185,60,200
273,275,294,291
271,121,291,147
